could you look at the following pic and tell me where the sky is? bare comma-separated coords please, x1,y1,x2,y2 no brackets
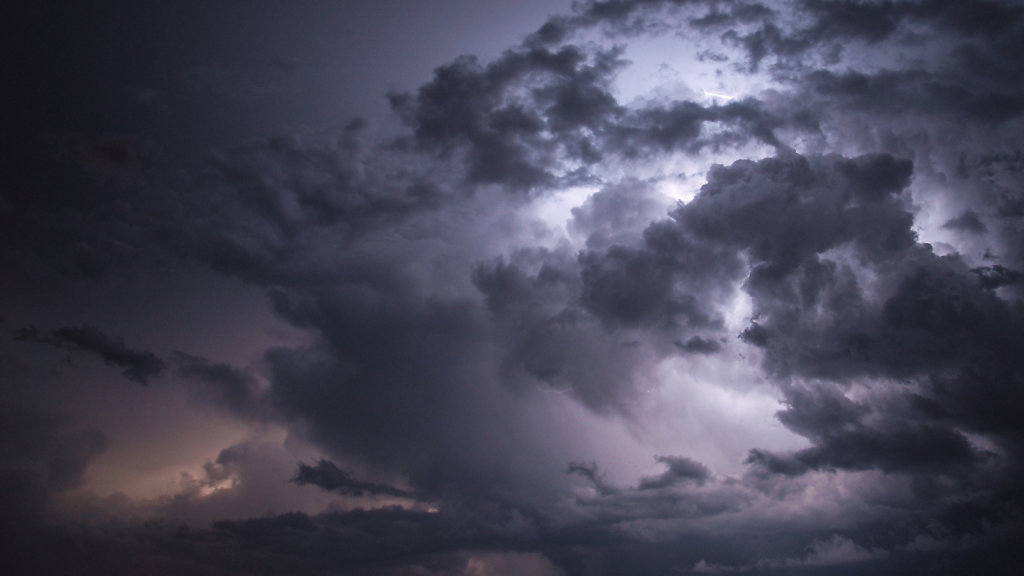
2,0,1024,574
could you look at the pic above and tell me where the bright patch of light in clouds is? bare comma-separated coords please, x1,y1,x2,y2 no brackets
644,355,805,477
533,184,600,240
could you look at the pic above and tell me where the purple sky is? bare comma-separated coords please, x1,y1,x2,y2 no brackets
3,1,1024,574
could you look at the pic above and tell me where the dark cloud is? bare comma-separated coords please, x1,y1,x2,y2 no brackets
564,460,744,533
264,284,488,473
571,152,914,359
21,324,167,384
544,145,1024,554
0,132,157,280
748,253,1024,424
172,352,262,416
747,383,982,477
0,412,109,495
389,44,625,190
972,264,1024,290
723,23,817,73
391,29,823,193
943,209,987,234
597,91,821,159
804,68,1024,125
738,322,770,348
210,508,467,574
799,0,906,43
472,249,668,413
915,0,1024,38
579,244,722,330
642,151,1024,485
169,126,453,287
548,0,771,38
637,455,711,489
689,1,773,30
674,336,722,355
292,459,413,499
0,410,109,545
567,461,619,496
1,121,451,289
6,507,490,576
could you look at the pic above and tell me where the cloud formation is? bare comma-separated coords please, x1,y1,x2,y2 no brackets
3,0,1024,574
18,324,166,384
292,459,414,499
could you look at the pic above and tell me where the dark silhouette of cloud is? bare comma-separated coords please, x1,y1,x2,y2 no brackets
567,461,619,496
19,324,167,384
674,336,722,355
637,455,710,489
292,459,413,498
943,209,987,234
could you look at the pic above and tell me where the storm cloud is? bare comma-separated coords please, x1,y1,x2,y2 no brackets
3,1,1024,574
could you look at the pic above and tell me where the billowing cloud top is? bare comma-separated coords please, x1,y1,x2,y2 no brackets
3,1,1024,574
